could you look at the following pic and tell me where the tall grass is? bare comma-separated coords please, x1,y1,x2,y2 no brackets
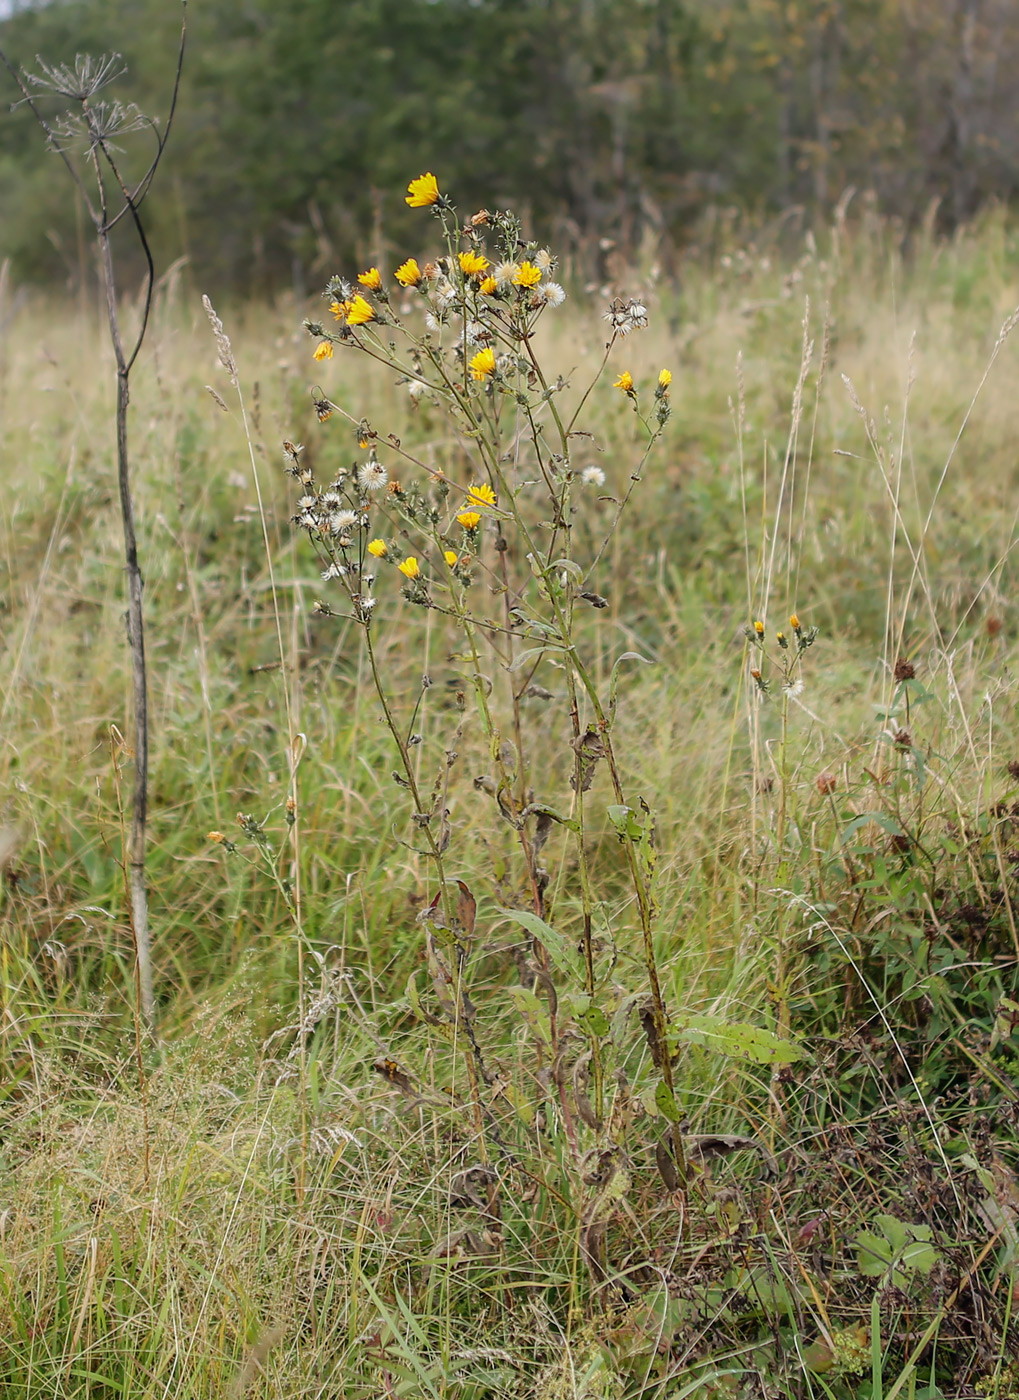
2,203,1019,1396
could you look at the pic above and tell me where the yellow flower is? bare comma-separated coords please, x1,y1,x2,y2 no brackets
613,371,634,392
479,275,498,295
512,261,542,289
467,482,497,508
398,556,421,579
345,294,376,326
658,368,672,388
313,341,334,361
444,550,459,567
457,511,481,530
469,347,496,380
358,267,382,290
395,258,422,287
753,619,765,635
330,299,348,320
367,539,388,558
459,250,489,277
790,613,800,630
207,830,225,844
406,172,440,207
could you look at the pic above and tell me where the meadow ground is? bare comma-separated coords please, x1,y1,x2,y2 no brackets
4,205,1019,1398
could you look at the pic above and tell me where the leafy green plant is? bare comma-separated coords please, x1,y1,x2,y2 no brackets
854,1215,939,1290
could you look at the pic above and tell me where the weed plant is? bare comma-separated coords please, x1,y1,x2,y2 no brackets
2,194,1019,1397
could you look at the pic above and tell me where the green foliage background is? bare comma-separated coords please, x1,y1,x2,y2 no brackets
2,0,1019,290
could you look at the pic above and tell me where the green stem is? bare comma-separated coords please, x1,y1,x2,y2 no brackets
364,624,453,924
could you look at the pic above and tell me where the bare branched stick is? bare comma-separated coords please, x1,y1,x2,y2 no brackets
0,6,188,1037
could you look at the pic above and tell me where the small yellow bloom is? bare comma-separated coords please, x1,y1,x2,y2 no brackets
479,275,498,295
459,250,490,277
398,556,421,579
395,257,422,287
512,261,542,289
406,172,440,208
613,371,634,392
313,341,334,361
444,550,459,567
658,368,672,388
469,346,496,380
457,511,481,530
330,299,348,320
358,267,382,290
345,294,376,326
467,482,497,508
753,619,765,635
207,830,225,844
790,613,800,630
367,539,388,558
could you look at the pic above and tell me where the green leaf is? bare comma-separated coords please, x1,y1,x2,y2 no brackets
578,1005,610,1038
842,811,906,840
674,1013,808,1065
506,985,552,1048
519,801,580,833
547,557,583,580
639,1083,660,1118
855,1216,938,1286
607,804,644,841
497,907,576,979
654,1079,682,1121
608,650,655,719
508,646,553,672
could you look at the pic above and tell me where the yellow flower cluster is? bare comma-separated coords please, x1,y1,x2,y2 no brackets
467,482,497,508
405,172,440,207
459,250,489,277
331,294,377,327
395,258,422,287
345,294,375,326
298,172,674,626
469,347,496,380
611,368,673,398
312,172,573,378
512,262,542,289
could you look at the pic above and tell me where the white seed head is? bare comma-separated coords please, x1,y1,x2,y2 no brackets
357,460,388,492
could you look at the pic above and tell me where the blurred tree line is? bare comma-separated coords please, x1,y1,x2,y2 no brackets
1,0,1018,291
